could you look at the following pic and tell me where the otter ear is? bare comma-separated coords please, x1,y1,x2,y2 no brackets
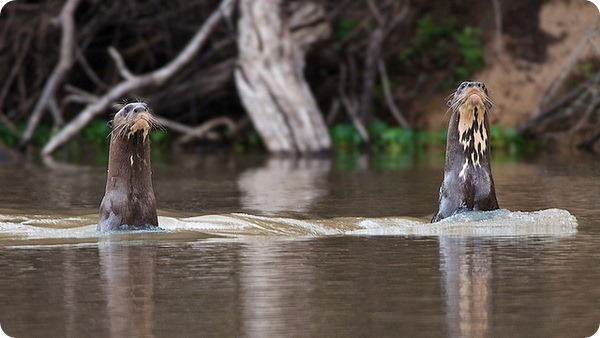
107,120,114,129
446,99,452,108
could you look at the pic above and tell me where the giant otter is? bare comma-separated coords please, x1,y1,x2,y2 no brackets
432,81,499,222
98,102,159,231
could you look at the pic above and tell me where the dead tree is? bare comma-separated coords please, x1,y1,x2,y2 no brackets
235,0,332,156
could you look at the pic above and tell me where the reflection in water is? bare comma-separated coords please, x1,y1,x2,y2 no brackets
238,158,330,214
99,240,157,337
239,241,313,337
440,237,491,338
63,249,78,338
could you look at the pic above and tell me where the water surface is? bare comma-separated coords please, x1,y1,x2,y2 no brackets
0,153,598,337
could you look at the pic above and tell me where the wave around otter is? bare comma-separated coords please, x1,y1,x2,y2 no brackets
0,209,577,247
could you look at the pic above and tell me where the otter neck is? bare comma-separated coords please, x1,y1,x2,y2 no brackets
106,132,153,189
450,102,490,168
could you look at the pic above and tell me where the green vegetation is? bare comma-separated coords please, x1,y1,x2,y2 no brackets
0,119,539,162
233,130,263,154
0,123,52,148
453,26,484,80
0,124,19,148
578,62,595,79
398,14,484,83
82,120,111,147
330,123,363,152
0,120,172,163
330,120,534,157
335,18,359,40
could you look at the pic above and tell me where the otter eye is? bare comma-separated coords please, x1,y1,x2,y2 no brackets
107,120,113,129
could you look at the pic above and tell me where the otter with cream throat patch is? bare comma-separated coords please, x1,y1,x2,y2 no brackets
98,102,159,231
432,81,499,222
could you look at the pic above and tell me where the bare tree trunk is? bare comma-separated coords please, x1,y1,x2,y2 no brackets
235,0,331,156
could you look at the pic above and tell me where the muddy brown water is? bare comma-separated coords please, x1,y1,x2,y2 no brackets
0,152,598,337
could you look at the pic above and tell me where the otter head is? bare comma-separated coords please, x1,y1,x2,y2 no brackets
108,102,154,141
448,81,493,167
98,102,159,232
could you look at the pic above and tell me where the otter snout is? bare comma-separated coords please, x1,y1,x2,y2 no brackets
129,114,152,140
468,93,483,105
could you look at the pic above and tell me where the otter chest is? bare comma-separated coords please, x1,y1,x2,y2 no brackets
457,105,488,169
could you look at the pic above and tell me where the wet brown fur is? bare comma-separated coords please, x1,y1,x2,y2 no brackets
432,82,499,222
98,102,158,231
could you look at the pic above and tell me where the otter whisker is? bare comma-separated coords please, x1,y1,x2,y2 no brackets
449,97,465,114
109,123,126,139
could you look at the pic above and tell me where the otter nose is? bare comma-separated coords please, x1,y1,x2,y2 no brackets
128,102,148,114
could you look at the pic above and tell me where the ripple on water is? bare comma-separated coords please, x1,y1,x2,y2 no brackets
0,208,578,246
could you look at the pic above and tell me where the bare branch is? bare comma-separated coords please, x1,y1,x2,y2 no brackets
491,0,504,56
568,88,600,135
578,126,600,152
522,71,600,134
338,64,369,143
378,60,410,129
75,47,107,90
42,0,236,157
63,85,99,106
0,29,33,112
367,0,384,25
108,47,135,81
175,117,236,144
358,1,408,123
19,0,80,149
538,28,597,108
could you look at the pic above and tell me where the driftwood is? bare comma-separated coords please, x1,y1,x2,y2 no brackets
234,0,332,156
41,0,235,156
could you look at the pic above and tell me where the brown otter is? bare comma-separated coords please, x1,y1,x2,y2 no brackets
98,102,159,231
432,81,499,222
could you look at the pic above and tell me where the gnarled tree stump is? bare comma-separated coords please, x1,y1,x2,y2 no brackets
235,0,331,156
